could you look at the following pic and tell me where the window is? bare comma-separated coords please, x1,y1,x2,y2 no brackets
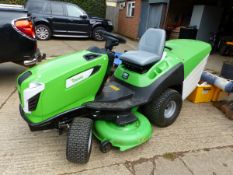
126,1,135,17
26,1,45,13
51,3,64,16
43,2,51,15
66,4,83,17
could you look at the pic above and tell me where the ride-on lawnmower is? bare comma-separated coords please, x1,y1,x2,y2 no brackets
17,28,211,164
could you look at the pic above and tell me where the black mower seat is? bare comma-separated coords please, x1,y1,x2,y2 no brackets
120,28,166,66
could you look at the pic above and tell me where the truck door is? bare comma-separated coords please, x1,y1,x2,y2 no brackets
50,2,68,35
64,4,90,37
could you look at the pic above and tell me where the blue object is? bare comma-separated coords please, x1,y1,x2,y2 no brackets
114,52,123,66
201,71,233,93
201,72,216,84
225,82,233,93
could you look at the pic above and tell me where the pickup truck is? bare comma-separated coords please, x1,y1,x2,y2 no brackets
0,4,44,66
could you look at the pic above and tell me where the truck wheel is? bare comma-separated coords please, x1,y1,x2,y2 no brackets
93,27,106,41
36,25,51,40
66,117,93,164
143,89,182,127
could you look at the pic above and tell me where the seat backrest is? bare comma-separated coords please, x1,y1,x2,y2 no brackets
138,28,166,57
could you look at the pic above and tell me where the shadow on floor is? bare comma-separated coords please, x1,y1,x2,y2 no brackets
0,62,25,84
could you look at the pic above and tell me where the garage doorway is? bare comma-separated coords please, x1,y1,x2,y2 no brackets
139,1,168,37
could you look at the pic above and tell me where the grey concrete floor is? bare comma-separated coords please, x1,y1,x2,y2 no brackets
0,38,233,175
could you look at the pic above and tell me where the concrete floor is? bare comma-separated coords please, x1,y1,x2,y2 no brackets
0,38,233,175
206,54,233,74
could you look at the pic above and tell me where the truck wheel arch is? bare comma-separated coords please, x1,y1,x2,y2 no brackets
92,23,104,29
35,21,52,32
91,24,106,35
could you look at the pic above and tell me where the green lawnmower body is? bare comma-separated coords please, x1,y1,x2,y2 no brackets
17,38,211,152
18,39,210,124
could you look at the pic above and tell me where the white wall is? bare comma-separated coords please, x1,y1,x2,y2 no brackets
190,5,204,29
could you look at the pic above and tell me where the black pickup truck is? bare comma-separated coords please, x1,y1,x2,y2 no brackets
0,4,44,66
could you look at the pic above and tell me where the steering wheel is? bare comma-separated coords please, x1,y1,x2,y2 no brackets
99,30,126,44
98,30,126,51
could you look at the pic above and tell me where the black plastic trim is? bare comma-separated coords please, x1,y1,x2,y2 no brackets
67,66,101,80
19,104,137,129
87,63,184,111
28,93,40,111
87,46,106,54
83,53,101,61
96,52,115,95
18,71,32,85
19,105,87,128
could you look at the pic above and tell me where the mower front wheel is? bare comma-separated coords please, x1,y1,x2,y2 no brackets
143,89,182,127
100,141,112,153
66,117,93,164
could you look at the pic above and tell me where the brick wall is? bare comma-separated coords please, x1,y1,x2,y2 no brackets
118,0,141,39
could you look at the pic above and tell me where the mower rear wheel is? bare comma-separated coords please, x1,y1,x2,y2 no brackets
143,89,182,127
66,117,93,164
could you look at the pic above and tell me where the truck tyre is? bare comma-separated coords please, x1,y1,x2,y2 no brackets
93,26,106,41
35,24,51,40
143,89,182,127
66,117,93,164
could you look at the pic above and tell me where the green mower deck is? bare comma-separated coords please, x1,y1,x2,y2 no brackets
94,109,153,151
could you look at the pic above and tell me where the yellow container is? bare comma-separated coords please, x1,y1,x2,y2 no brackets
188,84,215,103
211,87,229,102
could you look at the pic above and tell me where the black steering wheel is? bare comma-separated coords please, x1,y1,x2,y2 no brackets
99,30,126,51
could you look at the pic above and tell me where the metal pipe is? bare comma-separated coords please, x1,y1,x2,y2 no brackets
201,71,233,93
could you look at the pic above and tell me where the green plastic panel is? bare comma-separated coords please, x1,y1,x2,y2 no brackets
17,50,108,124
94,109,153,151
114,39,211,87
166,39,211,79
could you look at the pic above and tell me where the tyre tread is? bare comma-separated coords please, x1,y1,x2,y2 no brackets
143,89,182,127
66,117,93,164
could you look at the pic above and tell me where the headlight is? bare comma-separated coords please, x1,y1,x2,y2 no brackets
108,21,113,26
29,82,44,89
90,19,96,24
23,82,45,113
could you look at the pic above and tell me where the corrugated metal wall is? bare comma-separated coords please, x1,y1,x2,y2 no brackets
106,5,119,32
